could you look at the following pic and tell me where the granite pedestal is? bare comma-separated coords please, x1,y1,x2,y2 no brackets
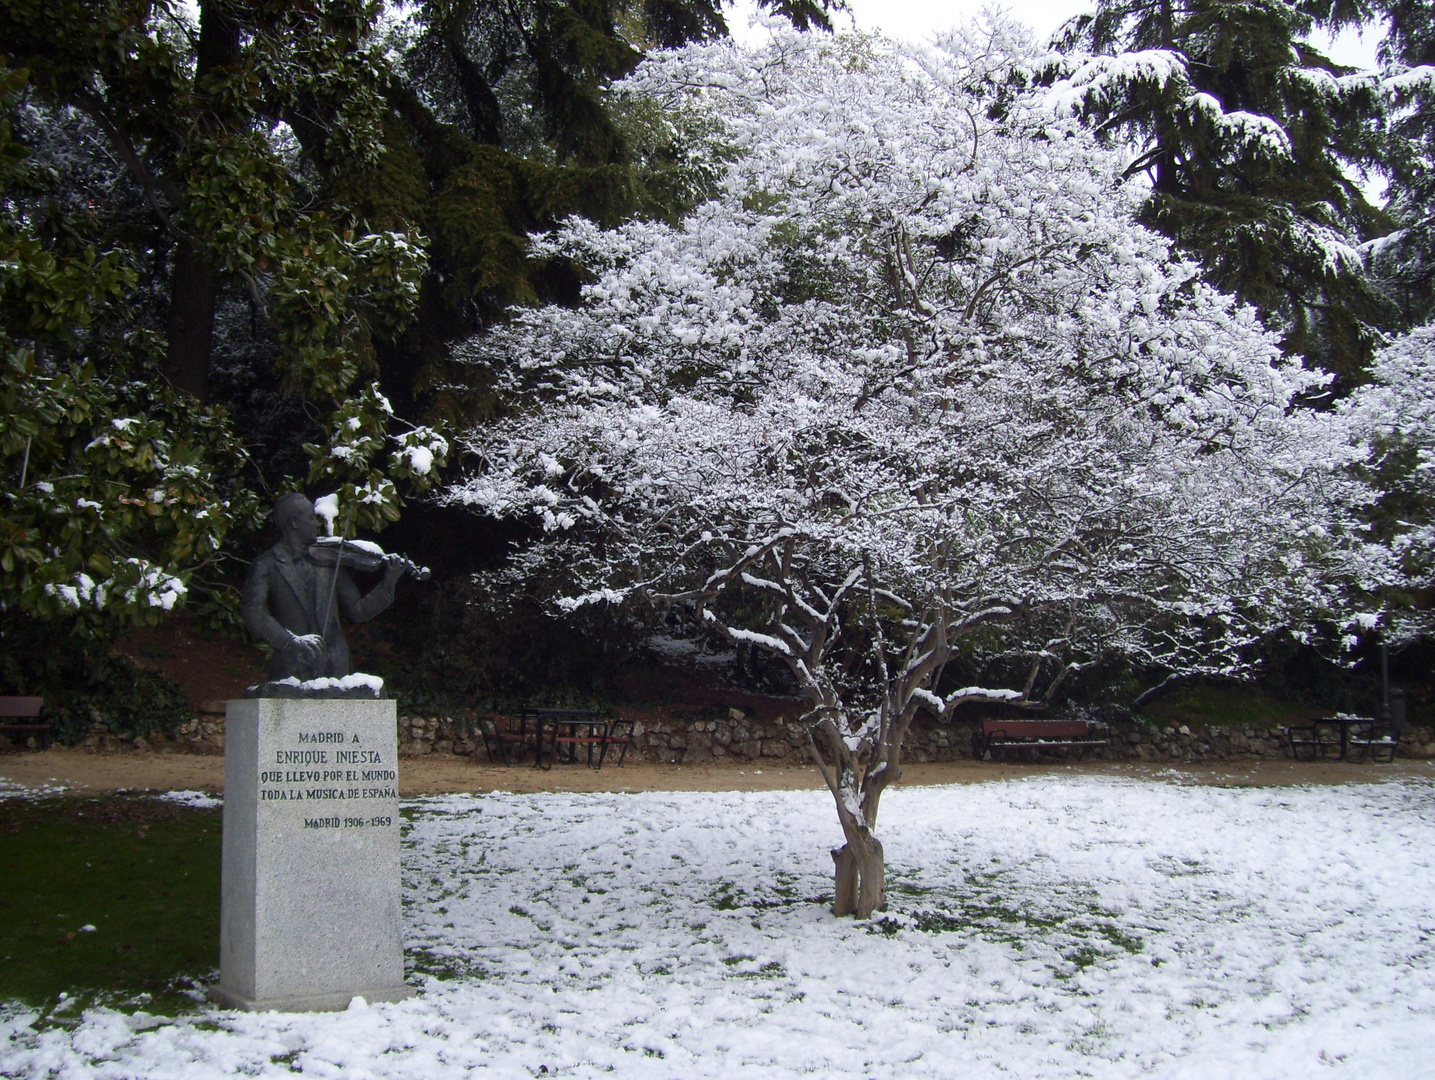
212,697,412,1011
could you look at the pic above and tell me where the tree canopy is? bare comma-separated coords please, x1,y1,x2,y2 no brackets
1345,323,1435,644
2,0,1425,738
0,0,451,639
1369,0,1435,328
445,27,1383,914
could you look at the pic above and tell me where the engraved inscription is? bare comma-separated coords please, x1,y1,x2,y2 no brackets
259,725,395,823
335,749,382,764
303,815,393,829
276,750,326,764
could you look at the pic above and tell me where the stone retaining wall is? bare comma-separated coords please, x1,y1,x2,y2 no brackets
396,710,1435,764
49,703,1433,763
67,708,227,754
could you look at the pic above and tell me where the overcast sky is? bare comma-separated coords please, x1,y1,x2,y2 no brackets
729,0,1382,69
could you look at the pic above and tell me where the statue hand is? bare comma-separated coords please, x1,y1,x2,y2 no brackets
287,633,325,662
382,554,407,588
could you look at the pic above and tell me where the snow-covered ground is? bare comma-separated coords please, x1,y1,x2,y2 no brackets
4,776,1433,1078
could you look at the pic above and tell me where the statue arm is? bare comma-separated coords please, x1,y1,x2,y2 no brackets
241,556,304,650
337,567,397,625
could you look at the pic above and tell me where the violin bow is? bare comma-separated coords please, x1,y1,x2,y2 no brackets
320,543,342,649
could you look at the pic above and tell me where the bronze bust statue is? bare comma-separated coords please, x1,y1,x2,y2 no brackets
241,493,412,689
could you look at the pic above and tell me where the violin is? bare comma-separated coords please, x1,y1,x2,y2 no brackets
308,537,431,581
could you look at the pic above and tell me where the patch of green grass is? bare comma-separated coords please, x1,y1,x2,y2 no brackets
708,880,829,913
407,949,493,982
888,880,939,900
868,880,1144,976
1142,683,1312,731
721,956,786,980
710,883,744,910
905,910,969,933
1062,944,1109,970
0,796,221,1014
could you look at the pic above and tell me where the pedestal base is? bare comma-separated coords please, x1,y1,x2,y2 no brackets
208,983,414,1013
219,697,406,1013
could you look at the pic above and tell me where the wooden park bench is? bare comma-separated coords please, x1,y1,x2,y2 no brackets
519,708,636,770
597,717,635,768
972,719,1107,763
0,696,52,750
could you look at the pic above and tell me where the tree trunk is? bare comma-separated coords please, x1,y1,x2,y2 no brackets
162,0,239,400
831,831,884,919
804,702,892,920
164,236,217,400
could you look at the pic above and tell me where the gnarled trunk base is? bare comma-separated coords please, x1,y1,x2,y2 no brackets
832,837,885,918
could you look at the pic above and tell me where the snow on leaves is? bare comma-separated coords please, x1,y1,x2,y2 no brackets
1344,323,1435,644
451,28,1370,665
303,384,450,536
446,29,1381,900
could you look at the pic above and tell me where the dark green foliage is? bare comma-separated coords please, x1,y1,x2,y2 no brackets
1381,0,1435,65
0,612,191,744
400,0,844,154
0,0,836,715
1051,0,1393,384
0,65,263,632
369,0,827,428
0,797,220,1013
1369,1,1435,327
2,2,433,538
205,292,314,489
360,570,653,714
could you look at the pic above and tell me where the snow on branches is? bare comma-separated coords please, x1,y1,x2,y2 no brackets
446,29,1379,913
1039,46,1371,278
1344,323,1435,645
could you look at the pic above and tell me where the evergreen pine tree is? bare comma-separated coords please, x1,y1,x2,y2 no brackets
1370,0,1435,327
1049,0,1391,386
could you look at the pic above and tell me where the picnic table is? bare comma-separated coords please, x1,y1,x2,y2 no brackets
474,708,634,770
1285,716,1396,763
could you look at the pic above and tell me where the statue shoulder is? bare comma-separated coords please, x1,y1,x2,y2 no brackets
244,544,285,584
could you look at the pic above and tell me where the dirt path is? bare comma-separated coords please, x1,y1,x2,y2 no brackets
3,746,1434,797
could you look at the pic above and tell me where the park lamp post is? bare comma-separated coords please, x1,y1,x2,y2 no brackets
1378,635,1410,738
1380,638,1392,726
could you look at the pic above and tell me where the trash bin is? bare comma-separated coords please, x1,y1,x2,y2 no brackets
1390,687,1409,737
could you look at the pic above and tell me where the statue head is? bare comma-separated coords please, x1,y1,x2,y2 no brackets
272,492,319,549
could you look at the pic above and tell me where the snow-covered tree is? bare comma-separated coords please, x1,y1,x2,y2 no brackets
1343,322,1435,643
446,28,1379,917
